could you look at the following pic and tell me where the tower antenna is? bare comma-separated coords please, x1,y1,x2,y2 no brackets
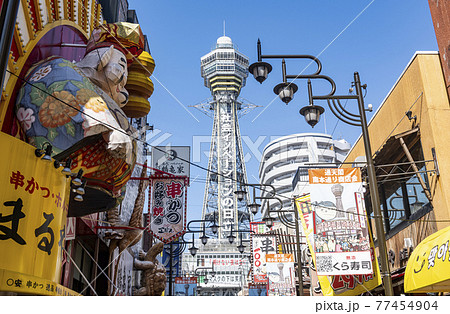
223,20,226,36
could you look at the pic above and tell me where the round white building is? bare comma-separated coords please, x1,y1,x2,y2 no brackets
259,133,351,217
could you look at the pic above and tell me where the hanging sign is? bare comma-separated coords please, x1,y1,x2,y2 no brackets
251,234,277,283
309,168,372,276
152,146,190,177
148,176,187,243
248,283,267,296
174,277,197,296
295,194,381,296
0,133,70,294
266,254,296,296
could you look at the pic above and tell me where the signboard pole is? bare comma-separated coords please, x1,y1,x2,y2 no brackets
355,72,394,296
168,243,173,296
294,208,304,296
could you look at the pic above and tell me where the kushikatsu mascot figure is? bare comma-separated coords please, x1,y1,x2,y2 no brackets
15,22,145,217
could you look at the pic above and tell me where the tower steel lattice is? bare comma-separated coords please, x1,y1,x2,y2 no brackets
199,36,252,239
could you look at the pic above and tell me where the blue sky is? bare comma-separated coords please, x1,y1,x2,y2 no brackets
130,0,438,221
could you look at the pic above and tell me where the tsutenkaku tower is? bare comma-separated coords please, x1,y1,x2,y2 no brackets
200,36,251,239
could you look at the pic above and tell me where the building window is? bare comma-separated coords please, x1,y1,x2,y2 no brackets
366,138,432,239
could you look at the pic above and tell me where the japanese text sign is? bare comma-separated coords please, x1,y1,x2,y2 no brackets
405,225,450,293
295,194,382,296
111,248,134,296
0,133,70,291
148,177,187,243
266,254,296,296
251,234,277,283
248,283,267,296
250,221,273,234
309,168,372,276
174,277,197,296
152,146,190,177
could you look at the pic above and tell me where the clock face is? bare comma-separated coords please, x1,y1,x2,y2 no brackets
315,204,337,220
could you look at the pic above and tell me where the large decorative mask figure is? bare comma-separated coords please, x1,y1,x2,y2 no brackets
15,22,145,216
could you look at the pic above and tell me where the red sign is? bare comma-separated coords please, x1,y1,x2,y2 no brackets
148,176,188,243
175,277,197,284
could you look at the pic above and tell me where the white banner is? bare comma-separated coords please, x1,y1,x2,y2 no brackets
148,177,187,243
309,168,373,276
266,254,296,296
251,234,277,283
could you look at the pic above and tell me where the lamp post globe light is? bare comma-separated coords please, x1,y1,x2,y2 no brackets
235,182,304,296
248,39,394,296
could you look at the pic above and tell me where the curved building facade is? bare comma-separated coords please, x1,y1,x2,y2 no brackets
259,133,351,216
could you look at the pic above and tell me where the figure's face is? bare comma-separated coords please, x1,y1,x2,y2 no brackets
104,50,129,107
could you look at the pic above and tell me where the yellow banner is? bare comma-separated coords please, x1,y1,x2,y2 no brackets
0,269,79,296
0,132,70,292
295,195,382,296
405,225,450,293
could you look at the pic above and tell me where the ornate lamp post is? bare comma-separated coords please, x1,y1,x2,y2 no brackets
248,39,394,296
164,216,221,296
235,183,304,296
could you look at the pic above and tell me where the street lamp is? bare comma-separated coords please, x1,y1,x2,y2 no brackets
189,245,198,257
227,226,236,244
189,234,198,257
248,201,261,215
249,39,394,296
235,182,304,296
195,264,216,292
200,228,209,245
210,211,219,235
236,233,250,254
262,215,276,228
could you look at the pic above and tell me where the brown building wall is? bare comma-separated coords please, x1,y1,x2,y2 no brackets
428,0,450,97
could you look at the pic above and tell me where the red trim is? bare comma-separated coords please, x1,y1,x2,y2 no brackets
146,177,188,243
28,0,38,32
392,272,405,279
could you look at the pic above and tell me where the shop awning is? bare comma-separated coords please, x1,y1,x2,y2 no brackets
404,225,450,293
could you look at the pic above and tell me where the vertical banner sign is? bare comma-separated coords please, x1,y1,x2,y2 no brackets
309,168,372,276
251,234,277,283
296,192,381,296
148,176,187,243
111,248,134,296
174,277,197,296
0,133,70,295
266,254,296,296
218,102,235,238
162,242,180,281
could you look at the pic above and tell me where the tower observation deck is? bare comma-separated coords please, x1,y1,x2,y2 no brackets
200,36,252,239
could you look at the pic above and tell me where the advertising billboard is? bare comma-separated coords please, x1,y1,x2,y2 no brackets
266,254,296,296
0,133,70,295
309,168,372,276
295,193,382,296
251,234,277,283
148,176,187,243
174,277,197,296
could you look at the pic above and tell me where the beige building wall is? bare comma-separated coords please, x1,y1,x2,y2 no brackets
343,53,450,273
